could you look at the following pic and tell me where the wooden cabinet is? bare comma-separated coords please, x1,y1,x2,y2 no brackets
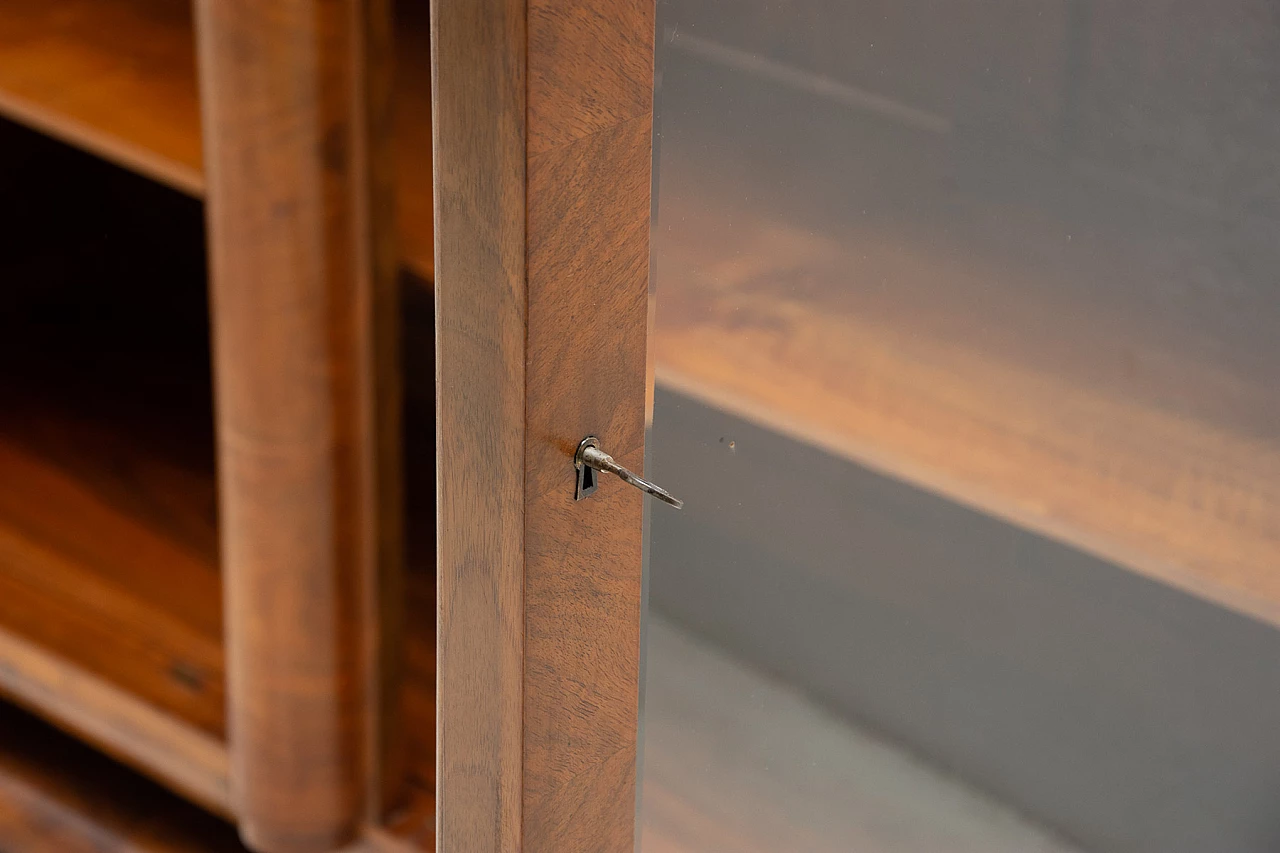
4,1,1279,852
0,0,438,848
0,0,653,849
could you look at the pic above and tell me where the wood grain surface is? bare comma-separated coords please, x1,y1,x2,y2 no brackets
0,0,202,193
431,0,526,847
195,0,402,847
433,0,655,849
0,0,434,279
522,0,655,849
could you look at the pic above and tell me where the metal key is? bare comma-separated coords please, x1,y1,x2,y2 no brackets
574,436,683,509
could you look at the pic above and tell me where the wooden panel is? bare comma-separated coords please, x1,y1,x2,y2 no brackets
0,391,227,811
431,0,526,847
0,128,444,843
0,0,434,279
433,0,655,848
195,0,401,848
522,0,655,848
0,295,223,736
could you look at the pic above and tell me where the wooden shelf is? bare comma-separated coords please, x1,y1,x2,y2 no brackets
0,702,247,853
0,697,435,852
0,0,435,281
0,308,439,834
0,2,439,838
653,60,1280,626
0,388,436,833
0,362,225,731
0,141,437,829
0,147,229,802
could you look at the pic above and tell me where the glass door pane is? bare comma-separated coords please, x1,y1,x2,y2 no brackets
639,2,1280,851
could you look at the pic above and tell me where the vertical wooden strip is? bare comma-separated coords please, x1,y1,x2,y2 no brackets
431,0,527,850
359,0,410,822
522,1,656,849
434,0,655,849
195,0,399,849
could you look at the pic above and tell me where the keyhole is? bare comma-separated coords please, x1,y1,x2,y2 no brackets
575,457,598,500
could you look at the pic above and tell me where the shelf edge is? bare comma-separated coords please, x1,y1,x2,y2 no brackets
0,91,205,197
0,625,231,818
654,367,1280,630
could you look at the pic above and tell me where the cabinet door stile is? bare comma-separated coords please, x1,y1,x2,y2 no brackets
432,0,656,849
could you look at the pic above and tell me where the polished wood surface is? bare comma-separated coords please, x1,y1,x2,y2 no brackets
195,0,401,845
522,0,655,849
0,298,438,845
0,0,434,280
0,5,438,848
431,0,526,846
0,0,202,194
433,0,654,848
0,129,439,848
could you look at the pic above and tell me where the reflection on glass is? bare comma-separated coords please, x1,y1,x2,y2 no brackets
640,2,1280,852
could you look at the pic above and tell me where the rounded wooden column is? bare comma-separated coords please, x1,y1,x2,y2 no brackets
194,0,400,850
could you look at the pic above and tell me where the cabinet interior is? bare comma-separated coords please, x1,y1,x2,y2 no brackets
0,0,436,839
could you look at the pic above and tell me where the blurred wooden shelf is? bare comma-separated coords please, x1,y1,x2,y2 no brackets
0,0,435,281
654,116,1280,627
0,142,231,807
0,318,223,736
0,140,438,835
0,702,247,853
0,355,231,807
0,305,440,835
0,697,433,852
0,309,439,837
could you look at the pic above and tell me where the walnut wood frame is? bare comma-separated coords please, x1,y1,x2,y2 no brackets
196,0,404,850
432,0,656,849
